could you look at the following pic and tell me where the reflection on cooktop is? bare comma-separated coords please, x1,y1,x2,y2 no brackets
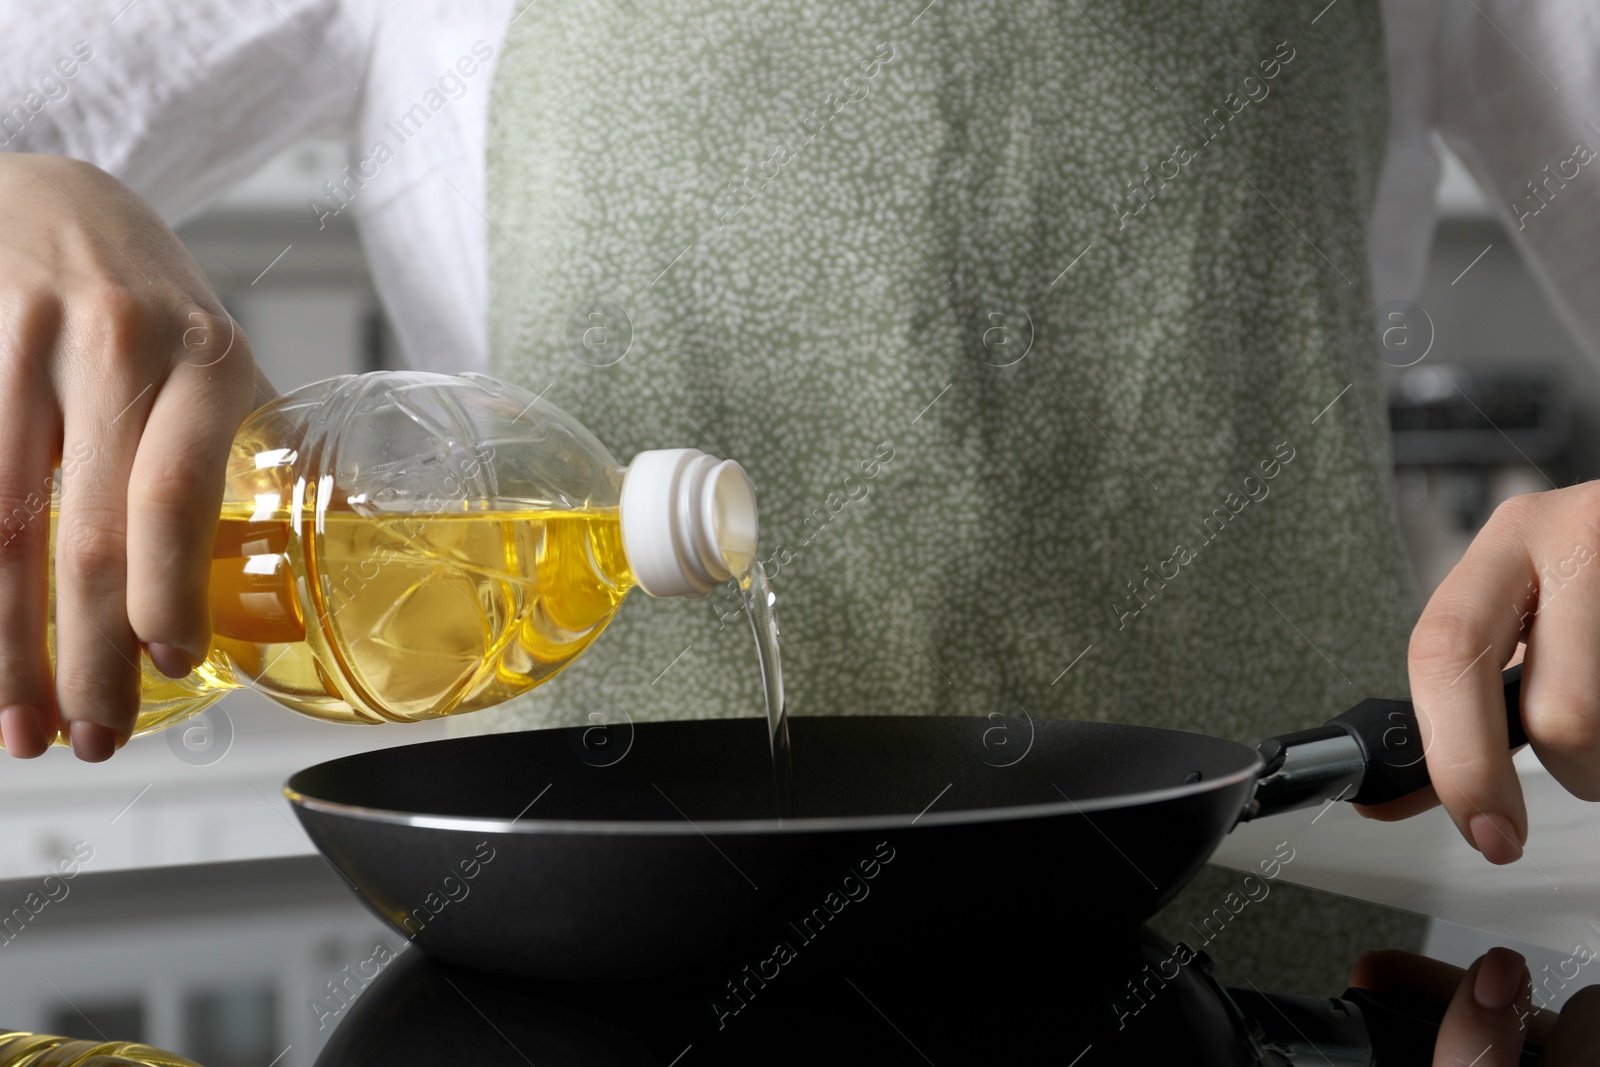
318,925,1263,1066
318,925,1546,1067
0,857,1574,1065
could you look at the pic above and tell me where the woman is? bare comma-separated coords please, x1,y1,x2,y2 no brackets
1,0,1596,1057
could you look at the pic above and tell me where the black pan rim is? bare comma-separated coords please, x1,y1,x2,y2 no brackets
282,723,1266,836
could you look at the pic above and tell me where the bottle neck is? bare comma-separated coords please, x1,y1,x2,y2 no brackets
619,450,758,597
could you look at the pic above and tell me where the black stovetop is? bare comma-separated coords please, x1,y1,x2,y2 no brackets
0,855,1538,1066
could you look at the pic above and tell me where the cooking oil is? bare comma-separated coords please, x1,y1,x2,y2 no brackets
0,1032,199,1066
739,560,791,818
43,503,634,741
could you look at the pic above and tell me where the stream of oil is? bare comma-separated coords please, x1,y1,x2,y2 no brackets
740,560,792,819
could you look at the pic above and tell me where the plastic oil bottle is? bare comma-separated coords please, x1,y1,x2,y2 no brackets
0,1031,199,1066
36,372,758,743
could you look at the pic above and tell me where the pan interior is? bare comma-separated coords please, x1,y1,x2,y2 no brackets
288,716,1260,827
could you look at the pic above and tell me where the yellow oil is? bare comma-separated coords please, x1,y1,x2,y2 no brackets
44,504,634,741
0,1032,199,1066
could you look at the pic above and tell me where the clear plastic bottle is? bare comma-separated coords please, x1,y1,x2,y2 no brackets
40,372,757,743
0,1032,199,1066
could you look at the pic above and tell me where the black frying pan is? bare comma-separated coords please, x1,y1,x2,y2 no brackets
285,668,1527,981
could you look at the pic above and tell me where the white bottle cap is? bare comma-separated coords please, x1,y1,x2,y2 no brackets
620,449,758,597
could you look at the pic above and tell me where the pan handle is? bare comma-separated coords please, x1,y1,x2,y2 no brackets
1340,985,1542,1066
1249,665,1526,820
1226,984,1543,1065
1328,663,1527,807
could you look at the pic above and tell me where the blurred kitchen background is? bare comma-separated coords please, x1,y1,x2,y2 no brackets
1389,147,1596,594
0,139,1593,1062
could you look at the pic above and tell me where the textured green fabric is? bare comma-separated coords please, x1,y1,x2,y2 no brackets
476,0,1427,992
478,0,1417,741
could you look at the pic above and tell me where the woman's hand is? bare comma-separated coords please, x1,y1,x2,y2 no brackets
1360,486,1600,862
1349,947,1599,1065
0,153,267,761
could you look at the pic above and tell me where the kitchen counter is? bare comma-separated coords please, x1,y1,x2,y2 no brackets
1212,747,1600,959
0,844,1576,1065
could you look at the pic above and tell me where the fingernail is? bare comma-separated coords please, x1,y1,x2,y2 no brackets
0,706,47,759
70,721,116,763
147,643,196,679
1474,949,1526,1011
1470,813,1524,864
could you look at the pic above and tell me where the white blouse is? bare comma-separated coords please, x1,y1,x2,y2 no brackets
3,0,1598,371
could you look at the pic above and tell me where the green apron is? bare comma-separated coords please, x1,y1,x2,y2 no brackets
478,0,1425,988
